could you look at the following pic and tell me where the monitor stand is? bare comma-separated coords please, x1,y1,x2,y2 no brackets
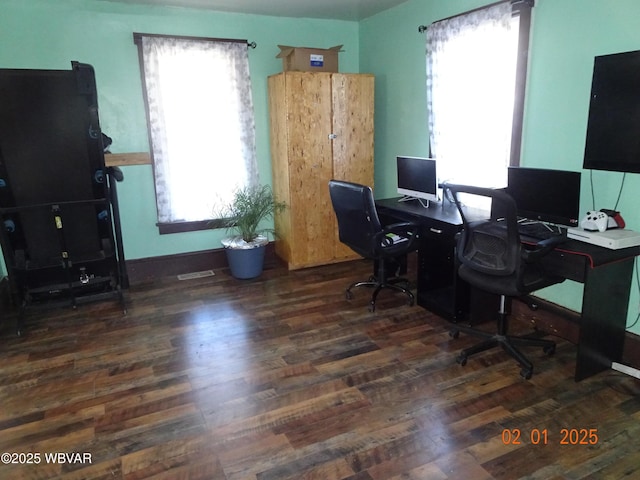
398,195,431,208
517,218,566,238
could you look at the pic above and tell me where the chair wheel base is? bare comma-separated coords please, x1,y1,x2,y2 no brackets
343,275,414,313
520,368,533,380
450,327,553,380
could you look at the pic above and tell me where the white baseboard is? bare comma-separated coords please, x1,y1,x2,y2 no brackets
611,362,640,380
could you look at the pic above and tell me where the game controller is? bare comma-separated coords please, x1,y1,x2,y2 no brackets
581,210,609,232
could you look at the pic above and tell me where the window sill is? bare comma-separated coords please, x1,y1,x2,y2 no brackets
158,218,226,235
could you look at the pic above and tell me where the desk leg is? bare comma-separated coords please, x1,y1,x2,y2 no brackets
576,258,634,381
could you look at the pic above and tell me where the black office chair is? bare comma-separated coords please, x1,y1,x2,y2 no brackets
444,183,566,379
328,179,419,312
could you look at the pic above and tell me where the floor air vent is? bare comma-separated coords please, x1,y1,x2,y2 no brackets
177,270,215,281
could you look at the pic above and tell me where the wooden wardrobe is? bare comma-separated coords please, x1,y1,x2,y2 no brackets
268,71,375,270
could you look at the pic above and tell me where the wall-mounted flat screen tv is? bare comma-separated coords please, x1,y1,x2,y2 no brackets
583,49,640,173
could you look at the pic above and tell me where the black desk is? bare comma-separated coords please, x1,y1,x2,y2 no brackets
375,197,483,322
376,197,640,381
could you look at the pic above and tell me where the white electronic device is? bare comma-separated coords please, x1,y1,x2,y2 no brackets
567,227,640,250
580,209,626,231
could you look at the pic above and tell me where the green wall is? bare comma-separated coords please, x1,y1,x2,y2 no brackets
0,0,359,267
518,0,640,327
360,0,640,334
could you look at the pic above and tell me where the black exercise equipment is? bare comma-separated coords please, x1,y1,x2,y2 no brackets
0,61,128,335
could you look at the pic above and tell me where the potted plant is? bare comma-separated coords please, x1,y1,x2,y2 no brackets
218,184,286,279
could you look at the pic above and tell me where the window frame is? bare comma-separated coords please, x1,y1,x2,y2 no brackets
509,0,534,166
424,0,534,176
133,33,255,235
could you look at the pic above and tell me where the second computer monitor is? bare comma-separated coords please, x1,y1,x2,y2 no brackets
396,156,438,203
506,166,581,227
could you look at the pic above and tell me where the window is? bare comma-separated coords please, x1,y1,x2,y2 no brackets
425,0,533,190
134,34,259,233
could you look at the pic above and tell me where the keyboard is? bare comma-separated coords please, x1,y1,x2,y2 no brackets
517,221,567,240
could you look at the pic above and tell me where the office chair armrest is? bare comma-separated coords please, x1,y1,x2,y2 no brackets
376,222,419,253
522,235,566,263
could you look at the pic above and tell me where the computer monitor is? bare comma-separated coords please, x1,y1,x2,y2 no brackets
506,167,581,227
396,156,438,204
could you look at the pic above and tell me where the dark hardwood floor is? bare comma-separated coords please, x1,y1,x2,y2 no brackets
1,259,639,479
